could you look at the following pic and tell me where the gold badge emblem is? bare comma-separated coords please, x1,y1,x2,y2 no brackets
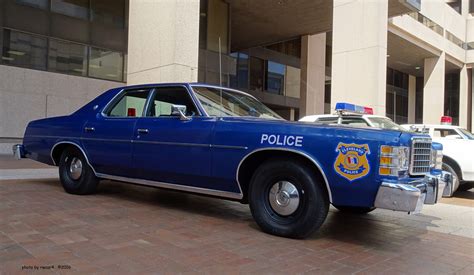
334,143,371,181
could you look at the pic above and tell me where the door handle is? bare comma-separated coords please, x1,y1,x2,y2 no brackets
137,128,149,134
84,127,95,132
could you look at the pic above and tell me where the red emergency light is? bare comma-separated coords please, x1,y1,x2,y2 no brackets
127,108,136,117
441,116,452,125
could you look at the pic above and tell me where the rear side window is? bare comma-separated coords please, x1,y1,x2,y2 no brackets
433,128,461,138
316,117,338,124
106,89,151,117
341,118,370,127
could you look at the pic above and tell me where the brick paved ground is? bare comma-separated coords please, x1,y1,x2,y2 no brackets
0,179,473,274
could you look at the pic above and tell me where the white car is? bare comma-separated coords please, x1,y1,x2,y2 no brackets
401,124,474,192
299,114,406,131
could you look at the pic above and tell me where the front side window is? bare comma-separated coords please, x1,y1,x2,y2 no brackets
146,87,198,117
458,128,474,140
106,90,150,117
192,86,282,120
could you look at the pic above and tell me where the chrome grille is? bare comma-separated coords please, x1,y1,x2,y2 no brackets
410,138,432,175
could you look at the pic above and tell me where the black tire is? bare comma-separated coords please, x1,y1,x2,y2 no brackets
442,162,460,195
59,147,99,195
457,182,473,192
333,205,375,214
248,159,329,239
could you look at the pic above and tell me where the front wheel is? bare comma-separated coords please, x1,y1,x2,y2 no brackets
248,159,329,239
333,205,375,214
59,147,99,195
442,162,459,195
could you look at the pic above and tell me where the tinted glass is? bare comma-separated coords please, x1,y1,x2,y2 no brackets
341,118,369,127
433,129,462,138
48,39,87,76
15,0,48,9
316,117,338,124
91,0,125,28
107,90,150,117
266,61,285,95
249,57,264,91
52,0,89,19
146,87,198,117
2,29,47,70
89,47,124,81
193,86,282,119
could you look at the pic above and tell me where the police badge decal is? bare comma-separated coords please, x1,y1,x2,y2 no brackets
334,143,371,181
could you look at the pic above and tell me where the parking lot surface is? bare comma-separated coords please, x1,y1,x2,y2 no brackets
0,178,473,274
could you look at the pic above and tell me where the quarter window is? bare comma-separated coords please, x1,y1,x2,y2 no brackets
107,90,150,117
146,87,198,117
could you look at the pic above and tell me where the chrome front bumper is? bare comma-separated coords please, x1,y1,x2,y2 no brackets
374,172,452,214
12,144,25,160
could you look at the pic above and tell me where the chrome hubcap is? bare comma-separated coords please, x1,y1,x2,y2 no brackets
69,157,83,180
268,181,300,216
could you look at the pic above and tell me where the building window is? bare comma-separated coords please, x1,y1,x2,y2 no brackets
445,73,460,125
91,0,125,28
230,52,249,90
415,77,424,123
2,29,47,70
15,0,49,9
386,68,409,124
89,47,124,81
266,61,285,95
470,0,474,13
51,0,89,20
447,0,462,14
48,39,88,76
249,57,264,92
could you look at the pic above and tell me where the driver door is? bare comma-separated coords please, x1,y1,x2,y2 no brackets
132,85,216,189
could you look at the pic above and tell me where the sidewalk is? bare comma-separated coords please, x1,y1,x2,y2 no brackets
0,154,57,180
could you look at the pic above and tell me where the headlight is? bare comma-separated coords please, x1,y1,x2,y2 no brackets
379,145,410,176
431,149,443,170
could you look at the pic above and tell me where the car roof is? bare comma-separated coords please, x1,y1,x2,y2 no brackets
402,124,461,129
300,114,389,121
113,82,257,100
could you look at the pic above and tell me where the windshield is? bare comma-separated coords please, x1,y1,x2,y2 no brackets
192,86,283,120
367,117,405,131
459,128,474,140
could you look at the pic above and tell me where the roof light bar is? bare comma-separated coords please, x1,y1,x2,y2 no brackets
440,116,452,125
335,102,374,115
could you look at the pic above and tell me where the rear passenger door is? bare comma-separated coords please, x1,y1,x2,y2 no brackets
82,89,152,177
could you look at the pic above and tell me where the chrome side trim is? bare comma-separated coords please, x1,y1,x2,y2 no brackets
236,148,333,203
96,173,243,200
133,140,209,147
211,144,248,150
50,141,98,175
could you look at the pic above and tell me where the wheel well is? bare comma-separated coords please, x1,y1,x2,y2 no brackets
443,155,463,180
237,150,330,203
51,143,80,166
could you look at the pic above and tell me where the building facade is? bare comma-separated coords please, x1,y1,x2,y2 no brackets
1,0,474,152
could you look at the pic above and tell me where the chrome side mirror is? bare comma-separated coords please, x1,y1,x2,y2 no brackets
171,104,190,121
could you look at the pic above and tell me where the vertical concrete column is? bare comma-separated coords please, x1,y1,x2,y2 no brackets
300,33,326,116
423,53,445,124
408,75,416,123
127,0,200,84
331,0,388,115
459,65,468,128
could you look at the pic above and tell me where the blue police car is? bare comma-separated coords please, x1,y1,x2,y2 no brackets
13,83,453,238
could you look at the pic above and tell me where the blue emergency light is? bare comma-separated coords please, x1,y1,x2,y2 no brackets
335,102,374,115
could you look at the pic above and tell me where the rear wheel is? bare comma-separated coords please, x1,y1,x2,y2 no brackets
248,159,329,239
59,147,99,195
333,205,375,214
